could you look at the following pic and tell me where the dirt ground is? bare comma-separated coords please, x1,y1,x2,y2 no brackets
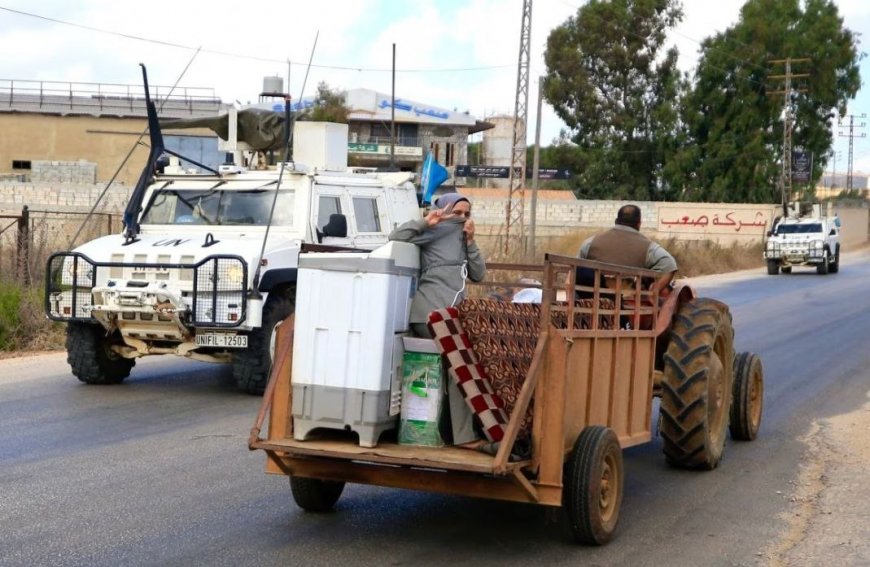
762,398,870,566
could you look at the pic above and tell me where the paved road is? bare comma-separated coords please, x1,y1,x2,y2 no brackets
2,253,869,566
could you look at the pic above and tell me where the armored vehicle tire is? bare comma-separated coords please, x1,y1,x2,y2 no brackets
660,298,734,470
730,352,764,441
290,476,345,512
766,260,779,275
780,266,792,274
817,253,829,275
233,292,294,395
562,426,623,545
829,248,840,273
66,322,134,385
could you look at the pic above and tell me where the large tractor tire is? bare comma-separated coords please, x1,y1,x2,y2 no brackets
233,290,294,395
290,476,345,512
660,298,734,470
766,260,779,275
730,352,764,441
66,322,134,385
562,426,624,545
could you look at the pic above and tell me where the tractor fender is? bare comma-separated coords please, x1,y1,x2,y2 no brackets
654,283,697,337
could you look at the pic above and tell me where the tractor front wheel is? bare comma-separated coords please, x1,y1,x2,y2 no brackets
730,352,764,441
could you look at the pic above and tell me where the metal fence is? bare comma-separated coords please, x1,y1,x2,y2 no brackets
0,206,120,286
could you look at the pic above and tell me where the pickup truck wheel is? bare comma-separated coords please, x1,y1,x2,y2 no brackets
562,426,623,545
660,298,734,470
66,322,134,385
233,293,294,395
816,253,829,275
780,266,791,274
290,476,345,512
766,260,779,275
730,352,764,441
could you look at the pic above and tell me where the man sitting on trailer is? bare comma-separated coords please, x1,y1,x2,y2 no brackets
577,204,677,297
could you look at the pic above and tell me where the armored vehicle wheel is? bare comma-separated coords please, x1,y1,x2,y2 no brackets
660,298,734,470
290,476,345,512
66,322,134,385
233,291,294,395
816,253,829,274
766,260,779,275
562,426,623,545
730,352,764,441
780,266,792,274
829,248,840,274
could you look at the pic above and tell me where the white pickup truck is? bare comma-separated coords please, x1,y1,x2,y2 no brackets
763,215,840,275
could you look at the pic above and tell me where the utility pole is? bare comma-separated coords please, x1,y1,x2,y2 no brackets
505,0,532,254
838,113,866,192
769,57,810,215
528,75,543,255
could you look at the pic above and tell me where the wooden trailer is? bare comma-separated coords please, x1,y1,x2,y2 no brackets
249,253,763,544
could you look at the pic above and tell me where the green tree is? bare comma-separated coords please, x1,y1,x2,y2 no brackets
303,82,350,123
679,0,861,203
543,0,685,200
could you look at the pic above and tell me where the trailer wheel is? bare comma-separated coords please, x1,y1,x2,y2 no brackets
660,298,734,470
290,476,345,512
730,352,764,441
562,426,623,545
766,260,779,275
66,322,134,385
233,291,294,395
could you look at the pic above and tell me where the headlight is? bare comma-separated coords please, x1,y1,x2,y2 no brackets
811,240,823,249
223,264,245,286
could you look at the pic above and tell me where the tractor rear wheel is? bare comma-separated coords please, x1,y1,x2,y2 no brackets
766,261,779,275
290,476,345,512
562,426,623,545
730,352,764,441
660,298,734,470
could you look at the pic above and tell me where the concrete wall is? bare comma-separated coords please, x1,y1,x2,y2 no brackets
0,113,215,185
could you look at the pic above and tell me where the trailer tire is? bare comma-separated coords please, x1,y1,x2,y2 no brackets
562,426,623,545
290,476,345,512
66,322,134,385
766,260,779,275
730,352,764,441
660,298,734,470
233,291,294,395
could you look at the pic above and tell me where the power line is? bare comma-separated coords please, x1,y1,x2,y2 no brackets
0,5,513,74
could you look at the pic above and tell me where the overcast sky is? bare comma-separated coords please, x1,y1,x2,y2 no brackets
1,0,868,173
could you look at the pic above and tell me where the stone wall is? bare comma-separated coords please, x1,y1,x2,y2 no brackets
0,182,129,214
31,160,97,184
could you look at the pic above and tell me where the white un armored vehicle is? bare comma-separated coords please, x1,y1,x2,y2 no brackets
763,203,840,275
45,66,420,393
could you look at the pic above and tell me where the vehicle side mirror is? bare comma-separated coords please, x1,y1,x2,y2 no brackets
322,213,348,238
766,230,773,237
829,229,836,236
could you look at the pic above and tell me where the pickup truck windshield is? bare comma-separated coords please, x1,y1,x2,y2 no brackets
141,189,295,226
776,223,822,235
